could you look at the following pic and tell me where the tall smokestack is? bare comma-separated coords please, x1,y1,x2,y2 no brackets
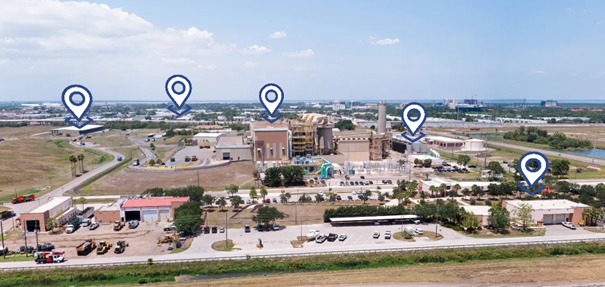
378,101,386,134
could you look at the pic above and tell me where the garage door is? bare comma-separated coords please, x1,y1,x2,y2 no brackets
158,209,170,221
543,214,553,225
555,214,566,224
125,210,141,222
142,210,158,222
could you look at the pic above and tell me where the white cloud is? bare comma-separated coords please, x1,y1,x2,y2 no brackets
197,64,217,70
283,49,315,57
0,59,9,66
370,37,401,45
241,45,270,55
256,73,267,79
242,61,258,68
269,31,287,39
0,0,235,69
598,22,603,25
161,58,195,65
533,71,545,74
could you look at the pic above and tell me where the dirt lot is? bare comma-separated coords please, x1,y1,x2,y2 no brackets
89,161,255,195
138,254,605,287
0,138,113,200
206,201,382,228
4,221,170,259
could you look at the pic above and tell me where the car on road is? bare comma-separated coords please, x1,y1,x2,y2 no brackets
386,180,393,184
385,231,392,239
89,222,99,230
369,181,373,185
219,227,225,233
307,230,320,239
340,182,345,186
347,195,353,200
373,231,380,238
360,176,365,179
503,160,508,164
244,225,250,233
468,164,477,168
212,226,218,233
338,234,347,241
316,234,328,243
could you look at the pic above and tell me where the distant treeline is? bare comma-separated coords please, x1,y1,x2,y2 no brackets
105,121,193,130
503,126,592,150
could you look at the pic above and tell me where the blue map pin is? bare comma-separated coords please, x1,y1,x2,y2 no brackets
259,83,284,123
517,151,549,195
165,75,192,117
400,102,426,143
62,85,94,129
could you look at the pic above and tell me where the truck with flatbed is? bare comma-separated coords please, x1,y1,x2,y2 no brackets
35,251,65,264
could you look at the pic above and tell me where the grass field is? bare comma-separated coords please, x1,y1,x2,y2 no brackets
87,161,255,195
0,126,53,138
0,138,113,200
466,227,546,238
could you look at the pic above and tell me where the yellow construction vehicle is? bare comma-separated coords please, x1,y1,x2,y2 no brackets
96,241,112,254
114,241,128,254
157,232,178,244
113,221,125,231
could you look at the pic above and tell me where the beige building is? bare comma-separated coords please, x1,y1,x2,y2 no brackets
193,132,222,147
461,205,492,226
250,121,290,169
19,197,75,232
95,198,126,224
504,200,589,226
215,135,252,161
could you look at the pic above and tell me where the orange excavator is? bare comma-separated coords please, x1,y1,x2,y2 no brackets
541,185,553,193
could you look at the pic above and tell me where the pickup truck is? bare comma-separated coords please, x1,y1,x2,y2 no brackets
66,224,78,234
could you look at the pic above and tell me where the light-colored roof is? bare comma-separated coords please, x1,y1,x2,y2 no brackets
461,205,491,215
122,197,189,208
28,197,71,214
97,198,127,212
425,136,464,143
464,139,484,142
51,124,104,131
330,215,418,222
505,199,589,210
217,135,243,146
194,132,222,138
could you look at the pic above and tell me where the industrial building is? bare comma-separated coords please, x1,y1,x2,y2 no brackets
503,200,589,226
193,132,222,147
249,121,290,169
462,139,485,151
121,197,189,222
19,197,76,232
215,135,252,161
333,130,391,161
288,114,334,157
50,124,105,136
95,197,126,224
424,136,465,148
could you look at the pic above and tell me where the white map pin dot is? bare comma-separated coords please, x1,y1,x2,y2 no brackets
519,152,549,188
62,85,93,122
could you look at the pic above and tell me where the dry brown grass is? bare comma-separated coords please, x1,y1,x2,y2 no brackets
89,161,255,195
0,126,53,138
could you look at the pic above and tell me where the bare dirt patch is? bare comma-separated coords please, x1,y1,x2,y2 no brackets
89,161,255,195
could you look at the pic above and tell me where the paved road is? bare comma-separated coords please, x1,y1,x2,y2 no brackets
426,131,605,166
138,147,156,164
4,148,125,217
1,223,603,270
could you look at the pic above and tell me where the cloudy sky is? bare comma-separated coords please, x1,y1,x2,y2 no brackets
1,0,605,102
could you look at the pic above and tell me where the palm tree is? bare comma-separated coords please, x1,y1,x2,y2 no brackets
453,184,461,194
285,192,292,202
429,185,437,198
462,188,471,198
439,183,447,197
156,158,163,165
279,193,288,204
260,186,268,203
249,187,257,201
77,154,85,173
68,155,77,177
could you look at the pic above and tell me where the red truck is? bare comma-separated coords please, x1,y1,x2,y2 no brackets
12,194,35,204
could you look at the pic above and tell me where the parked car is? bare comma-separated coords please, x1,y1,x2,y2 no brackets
219,227,225,233
415,228,424,235
336,195,342,201
204,226,210,234
339,182,345,186
347,195,353,200
360,176,365,179
562,222,571,228
373,231,380,238
89,223,99,230
272,198,277,203
128,220,139,229
37,243,55,252
265,199,271,203
163,223,176,231
307,230,320,240
413,220,421,225
316,234,328,243
369,181,373,185
211,226,217,233
80,219,91,227
503,160,508,164
350,181,355,185
244,225,250,232
327,233,338,242
338,234,347,241
468,164,477,168
318,191,324,196
569,224,577,230
385,231,392,239
354,181,359,185
386,180,393,184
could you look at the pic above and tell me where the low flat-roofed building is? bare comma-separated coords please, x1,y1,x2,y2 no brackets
461,205,492,226
193,132,223,147
20,196,75,232
121,197,189,222
425,136,464,148
50,124,105,136
215,135,252,161
504,199,589,226
95,197,126,224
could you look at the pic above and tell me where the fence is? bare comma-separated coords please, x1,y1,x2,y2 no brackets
2,237,603,271
71,153,133,194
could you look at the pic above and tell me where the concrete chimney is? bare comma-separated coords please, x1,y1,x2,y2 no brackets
378,101,387,134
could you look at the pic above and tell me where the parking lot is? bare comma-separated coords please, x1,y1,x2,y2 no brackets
167,146,215,167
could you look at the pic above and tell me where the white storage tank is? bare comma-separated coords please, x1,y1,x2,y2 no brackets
464,139,484,151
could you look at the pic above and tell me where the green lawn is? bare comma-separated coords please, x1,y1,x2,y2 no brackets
0,254,35,262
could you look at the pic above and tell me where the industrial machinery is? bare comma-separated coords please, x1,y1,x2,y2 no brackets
96,241,112,254
114,241,128,254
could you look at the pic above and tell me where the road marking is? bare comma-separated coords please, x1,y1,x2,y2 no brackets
343,233,355,245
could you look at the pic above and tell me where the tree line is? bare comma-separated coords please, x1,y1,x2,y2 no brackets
503,126,592,150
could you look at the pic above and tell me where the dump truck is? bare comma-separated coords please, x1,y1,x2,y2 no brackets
114,241,128,254
0,210,15,220
12,194,35,204
35,251,65,264
76,239,96,256
96,241,112,254
113,221,125,231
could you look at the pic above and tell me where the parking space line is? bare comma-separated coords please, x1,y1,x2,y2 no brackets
343,233,355,245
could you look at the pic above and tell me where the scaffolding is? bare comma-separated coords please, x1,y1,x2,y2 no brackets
290,122,314,157
369,133,392,160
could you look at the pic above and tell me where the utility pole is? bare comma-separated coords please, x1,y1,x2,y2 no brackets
22,231,28,258
35,221,39,248
1,220,5,259
225,212,228,248
197,170,200,187
593,135,597,164
435,205,439,236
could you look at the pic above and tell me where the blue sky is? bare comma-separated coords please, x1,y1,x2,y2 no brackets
1,0,604,102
